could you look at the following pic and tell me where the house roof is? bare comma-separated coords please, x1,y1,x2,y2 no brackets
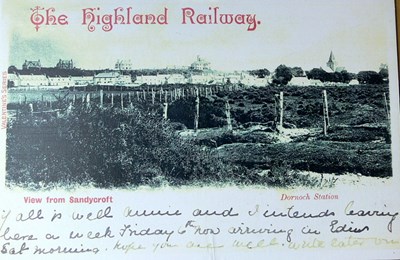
95,72,120,78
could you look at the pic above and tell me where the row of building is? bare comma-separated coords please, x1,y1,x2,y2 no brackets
7,71,271,89
21,56,211,72
9,53,362,89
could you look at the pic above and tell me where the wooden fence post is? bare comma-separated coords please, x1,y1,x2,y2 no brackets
225,100,232,131
111,93,114,107
322,90,330,136
100,89,103,108
163,102,168,119
29,103,33,115
383,92,390,121
86,93,91,109
120,93,124,109
279,91,284,128
194,87,200,132
274,92,284,132
67,102,73,116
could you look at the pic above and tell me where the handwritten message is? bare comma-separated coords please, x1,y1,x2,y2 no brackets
0,194,399,257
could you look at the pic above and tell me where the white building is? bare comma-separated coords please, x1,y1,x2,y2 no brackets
18,74,49,86
48,76,73,87
7,73,20,87
288,77,323,86
94,72,131,86
71,76,94,86
135,75,165,85
165,74,186,84
115,59,132,70
190,56,211,71
189,74,214,84
134,74,187,85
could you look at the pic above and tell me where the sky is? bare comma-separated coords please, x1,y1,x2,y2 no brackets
2,0,397,73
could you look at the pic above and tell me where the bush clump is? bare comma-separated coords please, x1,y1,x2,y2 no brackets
7,104,234,189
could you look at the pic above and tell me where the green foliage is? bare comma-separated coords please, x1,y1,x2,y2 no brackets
290,67,304,77
273,64,293,85
168,97,226,129
379,68,389,80
263,162,321,188
7,104,233,189
357,71,384,84
248,68,271,78
306,68,354,83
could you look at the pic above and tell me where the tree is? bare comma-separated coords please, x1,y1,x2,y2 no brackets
306,68,354,83
379,67,389,81
249,68,270,78
357,71,383,84
340,70,355,83
306,68,329,82
273,65,292,85
290,67,304,77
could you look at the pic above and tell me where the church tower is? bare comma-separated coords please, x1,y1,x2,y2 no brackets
326,51,337,72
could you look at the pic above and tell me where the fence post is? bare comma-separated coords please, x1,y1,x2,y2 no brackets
86,93,91,109
67,102,73,116
163,102,168,119
225,100,232,131
383,92,390,121
279,92,284,128
322,90,330,136
100,89,103,108
111,93,114,107
29,103,33,115
120,93,124,109
274,92,284,132
194,87,200,132
152,88,155,104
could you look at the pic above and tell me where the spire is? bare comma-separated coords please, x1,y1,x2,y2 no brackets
327,51,337,72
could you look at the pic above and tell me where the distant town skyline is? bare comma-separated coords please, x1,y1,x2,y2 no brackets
3,0,396,73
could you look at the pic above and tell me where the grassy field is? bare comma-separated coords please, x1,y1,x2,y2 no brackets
6,84,392,189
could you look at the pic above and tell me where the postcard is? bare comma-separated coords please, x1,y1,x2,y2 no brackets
0,0,399,259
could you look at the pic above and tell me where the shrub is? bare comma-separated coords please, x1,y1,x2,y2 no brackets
7,104,234,189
